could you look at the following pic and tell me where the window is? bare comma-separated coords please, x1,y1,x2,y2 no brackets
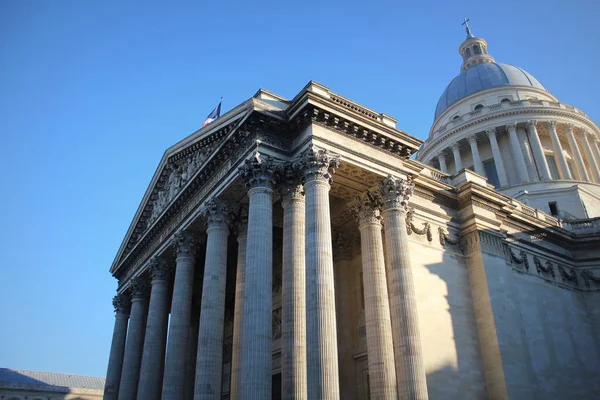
452,115,460,121
501,98,511,103
483,159,500,187
474,45,482,55
549,202,559,216
545,155,561,179
465,48,472,57
474,104,484,110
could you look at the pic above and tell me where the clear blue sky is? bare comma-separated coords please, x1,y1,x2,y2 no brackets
1,0,598,377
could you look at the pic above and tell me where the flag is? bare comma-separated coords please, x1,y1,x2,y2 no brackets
202,101,222,127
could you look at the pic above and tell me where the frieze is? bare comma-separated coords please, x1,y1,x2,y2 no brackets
406,210,433,242
439,226,463,253
581,270,600,288
533,256,556,279
509,249,530,271
558,264,578,286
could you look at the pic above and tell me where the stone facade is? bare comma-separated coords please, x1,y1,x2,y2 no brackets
104,78,600,400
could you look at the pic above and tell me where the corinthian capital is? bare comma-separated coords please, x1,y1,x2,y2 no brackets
298,148,341,184
379,174,414,211
172,230,198,258
112,294,131,315
130,276,150,299
238,151,276,189
148,256,171,282
505,122,517,132
545,120,558,129
485,127,497,138
349,191,382,226
276,161,304,201
200,198,230,227
527,120,537,130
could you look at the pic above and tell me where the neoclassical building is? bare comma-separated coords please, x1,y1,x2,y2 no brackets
104,28,600,400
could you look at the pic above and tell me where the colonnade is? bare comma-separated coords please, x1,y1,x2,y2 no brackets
104,149,429,400
433,121,600,187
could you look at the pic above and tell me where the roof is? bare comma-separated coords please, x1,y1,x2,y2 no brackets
0,368,105,391
434,62,547,121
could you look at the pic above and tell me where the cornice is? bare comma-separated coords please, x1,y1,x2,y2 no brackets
419,106,600,161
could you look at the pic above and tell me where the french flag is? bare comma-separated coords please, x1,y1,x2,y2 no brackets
203,101,222,127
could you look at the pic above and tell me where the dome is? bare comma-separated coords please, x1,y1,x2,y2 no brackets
434,62,547,121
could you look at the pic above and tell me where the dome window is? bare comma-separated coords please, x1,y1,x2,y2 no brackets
474,104,484,110
452,115,460,121
473,45,482,55
501,98,511,103
465,48,472,57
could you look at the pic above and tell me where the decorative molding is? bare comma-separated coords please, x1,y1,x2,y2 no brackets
557,264,578,286
406,210,433,242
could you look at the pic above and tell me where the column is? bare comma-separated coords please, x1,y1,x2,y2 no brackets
527,120,552,181
238,152,275,399
229,209,248,400
467,135,484,176
437,153,448,173
591,134,600,178
118,277,150,400
137,257,172,400
351,194,398,400
565,123,590,181
194,199,230,398
547,121,572,179
162,231,198,400
486,128,509,187
450,142,463,172
103,294,131,400
279,163,307,400
517,125,538,181
506,123,530,183
300,148,341,400
184,309,200,400
379,175,429,400
581,130,600,183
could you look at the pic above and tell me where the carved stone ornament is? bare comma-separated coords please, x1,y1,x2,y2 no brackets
130,276,151,299
509,249,530,271
148,256,171,281
238,151,276,189
276,161,304,201
406,210,433,242
558,264,578,286
298,148,341,184
533,256,555,278
439,227,463,252
379,174,414,211
582,270,600,288
171,230,198,258
112,294,131,315
349,191,382,226
233,204,249,237
200,198,231,227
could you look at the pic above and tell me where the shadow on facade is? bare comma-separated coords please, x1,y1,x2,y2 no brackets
0,368,100,399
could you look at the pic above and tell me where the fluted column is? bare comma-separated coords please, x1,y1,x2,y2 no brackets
118,277,150,400
565,124,589,181
184,311,200,400
162,231,198,400
194,199,231,399
467,135,484,176
351,193,398,400
517,125,538,181
238,152,276,399
299,148,341,400
506,123,530,183
279,162,307,400
437,153,448,173
450,142,463,172
103,294,131,400
527,120,552,181
379,176,428,400
137,258,172,400
485,128,509,187
547,121,572,179
229,209,248,400
581,130,600,182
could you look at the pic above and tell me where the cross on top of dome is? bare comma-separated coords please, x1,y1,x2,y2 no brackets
462,17,474,39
